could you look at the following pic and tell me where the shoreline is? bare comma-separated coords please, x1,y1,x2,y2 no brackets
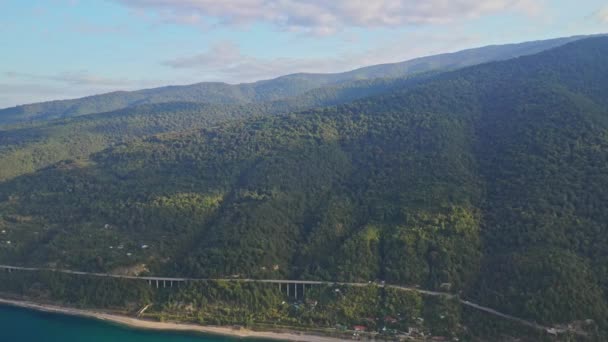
0,298,353,342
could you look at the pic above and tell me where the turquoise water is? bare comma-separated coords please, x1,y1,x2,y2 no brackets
0,305,259,342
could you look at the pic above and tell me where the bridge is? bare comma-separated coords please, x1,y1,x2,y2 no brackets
0,265,340,297
0,265,585,337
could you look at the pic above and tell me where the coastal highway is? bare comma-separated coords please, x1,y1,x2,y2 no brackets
0,264,585,336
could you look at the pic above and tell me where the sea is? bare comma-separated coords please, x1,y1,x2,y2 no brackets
0,305,265,342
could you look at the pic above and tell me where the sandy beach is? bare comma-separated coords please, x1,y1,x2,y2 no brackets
0,298,353,342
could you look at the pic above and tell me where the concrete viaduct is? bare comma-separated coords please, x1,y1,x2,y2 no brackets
0,264,352,300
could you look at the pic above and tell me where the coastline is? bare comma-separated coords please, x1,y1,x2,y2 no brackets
0,298,352,342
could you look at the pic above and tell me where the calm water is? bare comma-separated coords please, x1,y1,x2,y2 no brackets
0,305,259,342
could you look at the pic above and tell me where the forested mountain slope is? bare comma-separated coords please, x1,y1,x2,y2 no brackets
0,35,589,125
1,37,608,332
0,75,426,181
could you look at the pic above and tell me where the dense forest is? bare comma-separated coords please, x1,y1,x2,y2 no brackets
1,37,608,340
0,35,594,182
0,75,433,181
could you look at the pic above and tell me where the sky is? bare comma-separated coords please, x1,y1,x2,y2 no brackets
1,0,607,108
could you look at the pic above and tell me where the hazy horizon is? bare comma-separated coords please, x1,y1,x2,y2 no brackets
1,0,607,108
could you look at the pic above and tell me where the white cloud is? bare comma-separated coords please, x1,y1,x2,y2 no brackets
164,42,328,81
3,71,161,88
0,83,83,109
598,6,608,23
164,42,243,69
71,22,128,34
163,33,480,82
0,30,480,108
114,0,543,34
0,71,171,108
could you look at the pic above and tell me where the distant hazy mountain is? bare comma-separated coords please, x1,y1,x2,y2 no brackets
0,35,591,125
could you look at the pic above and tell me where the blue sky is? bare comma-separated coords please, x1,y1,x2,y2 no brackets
1,0,607,108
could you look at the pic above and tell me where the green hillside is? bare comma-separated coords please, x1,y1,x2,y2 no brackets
0,35,589,125
0,75,426,181
1,37,608,338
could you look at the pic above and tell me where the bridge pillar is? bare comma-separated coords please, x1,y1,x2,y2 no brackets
156,280,159,288
287,283,290,297
294,283,298,300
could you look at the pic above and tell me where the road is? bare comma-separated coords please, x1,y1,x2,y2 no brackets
0,264,585,336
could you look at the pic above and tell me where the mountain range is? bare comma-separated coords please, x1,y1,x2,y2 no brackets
0,35,599,182
1,35,608,340
0,35,590,125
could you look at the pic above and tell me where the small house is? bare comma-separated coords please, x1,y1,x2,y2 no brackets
384,316,398,324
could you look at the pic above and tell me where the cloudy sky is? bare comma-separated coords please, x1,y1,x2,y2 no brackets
1,0,607,108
